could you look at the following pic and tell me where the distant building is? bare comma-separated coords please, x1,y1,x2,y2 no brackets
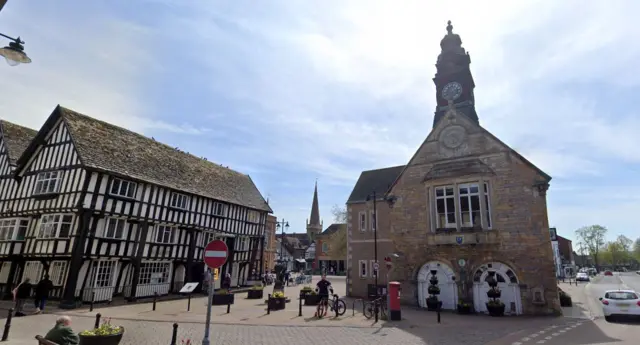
263,215,277,272
314,223,346,274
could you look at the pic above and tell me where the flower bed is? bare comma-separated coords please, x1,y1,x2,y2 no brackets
79,318,124,345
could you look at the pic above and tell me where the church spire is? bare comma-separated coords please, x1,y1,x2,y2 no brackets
309,180,320,226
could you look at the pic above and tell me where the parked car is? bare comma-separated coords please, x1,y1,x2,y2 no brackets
599,290,640,322
576,272,590,282
604,271,613,276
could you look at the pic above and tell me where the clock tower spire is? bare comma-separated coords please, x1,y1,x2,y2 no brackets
432,21,479,128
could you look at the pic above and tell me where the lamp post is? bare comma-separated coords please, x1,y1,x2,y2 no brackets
276,219,289,278
0,33,31,66
366,192,379,296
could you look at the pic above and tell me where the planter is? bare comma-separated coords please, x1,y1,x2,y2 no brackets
426,299,442,311
247,289,264,299
212,293,235,305
457,304,472,314
486,303,505,317
268,297,286,311
304,294,320,306
79,329,125,345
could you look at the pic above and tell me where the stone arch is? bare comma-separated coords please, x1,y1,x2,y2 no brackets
416,260,458,311
472,261,523,315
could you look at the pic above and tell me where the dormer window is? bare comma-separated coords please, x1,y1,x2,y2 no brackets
170,192,189,210
33,171,62,195
110,178,137,199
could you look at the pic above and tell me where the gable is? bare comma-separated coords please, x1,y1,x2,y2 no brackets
0,134,9,177
389,106,551,193
0,120,38,175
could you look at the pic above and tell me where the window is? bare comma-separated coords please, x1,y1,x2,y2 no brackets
484,183,492,228
359,260,368,278
370,210,377,231
458,183,481,227
322,242,329,253
93,261,117,287
38,214,73,238
49,261,67,286
370,260,378,277
247,210,260,223
154,225,175,244
0,218,28,241
202,231,216,246
435,185,456,228
170,192,189,210
213,202,226,217
359,212,366,231
138,262,171,285
236,237,248,251
33,171,62,195
110,178,137,198
604,292,638,300
23,261,44,282
103,218,126,239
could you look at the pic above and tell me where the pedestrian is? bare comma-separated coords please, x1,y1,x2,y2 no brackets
12,278,32,317
44,316,79,345
34,274,54,314
284,271,290,286
222,273,231,290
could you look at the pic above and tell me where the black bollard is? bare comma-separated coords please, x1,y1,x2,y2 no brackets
187,293,191,312
90,292,95,312
267,294,271,314
298,293,303,317
374,300,379,323
437,307,441,324
226,302,230,314
170,323,178,345
153,292,158,311
94,313,101,329
1,308,13,341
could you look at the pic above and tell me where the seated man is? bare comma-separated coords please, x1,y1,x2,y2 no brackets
44,316,79,345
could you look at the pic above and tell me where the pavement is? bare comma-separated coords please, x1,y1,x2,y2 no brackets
0,275,630,345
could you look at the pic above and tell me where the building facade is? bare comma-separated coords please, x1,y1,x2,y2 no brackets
314,223,346,274
263,215,277,272
0,106,272,307
346,22,560,316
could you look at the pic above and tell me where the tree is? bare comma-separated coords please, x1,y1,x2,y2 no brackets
602,241,624,266
575,225,608,270
331,204,347,223
326,204,348,258
633,238,640,261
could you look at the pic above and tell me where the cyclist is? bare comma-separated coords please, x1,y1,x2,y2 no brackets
315,274,334,316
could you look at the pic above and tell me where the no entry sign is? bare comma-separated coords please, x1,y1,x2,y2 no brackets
204,240,228,269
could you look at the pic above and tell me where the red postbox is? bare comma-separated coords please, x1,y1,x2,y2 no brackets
388,281,402,321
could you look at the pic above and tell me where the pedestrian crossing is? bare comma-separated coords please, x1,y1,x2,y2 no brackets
510,320,586,345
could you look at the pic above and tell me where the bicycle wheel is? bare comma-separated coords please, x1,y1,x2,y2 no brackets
317,301,325,318
363,302,374,319
335,299,347,316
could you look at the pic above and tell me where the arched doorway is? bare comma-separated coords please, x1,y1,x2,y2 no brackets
417,261,458,310
472,262,522,315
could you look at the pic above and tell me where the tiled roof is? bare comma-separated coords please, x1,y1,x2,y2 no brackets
320,223,345,236
0,120,38,165
346,165,405,204
18,106,272,212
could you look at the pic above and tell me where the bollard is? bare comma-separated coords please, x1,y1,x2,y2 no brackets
374,299,379,323
1,308,13,341
267,294,271,315
437,307,441,324
90,292,95,312
153,292,158,311
298,293,303,317
226,302,230,314
94,313,101,329
170,323,178,345
187,293,191,312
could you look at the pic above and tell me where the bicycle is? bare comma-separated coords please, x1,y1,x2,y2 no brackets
363,297,387,319
316,294,347,318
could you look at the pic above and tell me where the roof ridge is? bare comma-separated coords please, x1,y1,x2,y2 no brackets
58,106,250,178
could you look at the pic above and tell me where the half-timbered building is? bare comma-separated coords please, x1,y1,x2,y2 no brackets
0,106,272,308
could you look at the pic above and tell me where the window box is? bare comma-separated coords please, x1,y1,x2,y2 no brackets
211,291,235,305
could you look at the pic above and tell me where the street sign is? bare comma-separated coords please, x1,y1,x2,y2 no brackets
373,262,379,270
204,240,229,269
179,282,199,294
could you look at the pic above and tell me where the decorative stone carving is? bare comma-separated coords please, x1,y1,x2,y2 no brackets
531,286,546,305
439,125,467,149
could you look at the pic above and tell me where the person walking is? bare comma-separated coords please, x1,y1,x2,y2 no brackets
34,274,54,314
13,278,32,317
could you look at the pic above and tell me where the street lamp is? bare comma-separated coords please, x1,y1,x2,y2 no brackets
366,192,397,299
0,33,31,66
276,219,289,275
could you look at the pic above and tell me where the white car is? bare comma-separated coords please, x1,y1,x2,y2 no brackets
600,290,640,321
576,272,589,281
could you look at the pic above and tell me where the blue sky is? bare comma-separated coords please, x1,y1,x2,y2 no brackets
1,1,638,244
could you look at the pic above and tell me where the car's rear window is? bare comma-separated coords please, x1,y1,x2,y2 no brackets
605,292,638,300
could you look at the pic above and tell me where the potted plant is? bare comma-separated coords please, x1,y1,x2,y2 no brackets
268,291,286,311
300,286,313,296
79,317,124,345
212,289,235,305
456,299,472,314
426,270,442,311
247,285,264,299
301,287,320,306
485,271,505,316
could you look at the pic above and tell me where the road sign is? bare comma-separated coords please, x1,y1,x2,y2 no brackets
179,282,199,294
213,268,219,280
373,262,379,270
204,240,229,269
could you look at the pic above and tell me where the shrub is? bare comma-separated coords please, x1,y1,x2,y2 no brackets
272,291,285,298
79,318,123,336
301,286,313,291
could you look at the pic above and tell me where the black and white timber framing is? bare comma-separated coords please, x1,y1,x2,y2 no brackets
0,106,272,308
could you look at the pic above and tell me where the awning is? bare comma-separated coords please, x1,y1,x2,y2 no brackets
295,259,306,263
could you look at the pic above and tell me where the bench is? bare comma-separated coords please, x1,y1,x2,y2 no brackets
35,335,59,345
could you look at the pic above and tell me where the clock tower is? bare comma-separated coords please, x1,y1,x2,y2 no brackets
432,21,479,128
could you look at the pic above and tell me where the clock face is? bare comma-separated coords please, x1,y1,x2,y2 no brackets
441,82,463,101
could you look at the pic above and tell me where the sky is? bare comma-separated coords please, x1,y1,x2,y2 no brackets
0,1,638,244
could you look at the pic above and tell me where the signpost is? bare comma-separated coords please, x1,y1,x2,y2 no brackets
180,282,199,312
202,240,229,345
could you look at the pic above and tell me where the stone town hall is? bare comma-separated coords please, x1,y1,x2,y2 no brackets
346,22,560,315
